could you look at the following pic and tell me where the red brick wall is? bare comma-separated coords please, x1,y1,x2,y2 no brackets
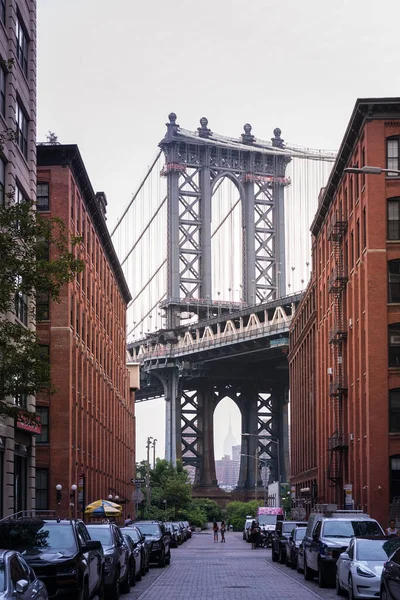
36,163,135,518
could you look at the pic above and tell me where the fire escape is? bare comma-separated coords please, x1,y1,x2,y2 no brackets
327,211,348,484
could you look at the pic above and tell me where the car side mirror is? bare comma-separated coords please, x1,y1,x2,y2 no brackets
83,540,102,552
15,579,29,594
341,552,349,560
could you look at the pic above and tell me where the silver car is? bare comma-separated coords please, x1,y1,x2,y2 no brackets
336,536,400,599
0,549,48,600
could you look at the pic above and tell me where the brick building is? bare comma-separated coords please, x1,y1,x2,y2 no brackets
289,97,400,527
0,0,37,517
35,144,135,518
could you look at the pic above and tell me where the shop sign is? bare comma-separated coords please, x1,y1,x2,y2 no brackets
16,412,41,435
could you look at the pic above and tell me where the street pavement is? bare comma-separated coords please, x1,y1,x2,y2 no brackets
125,526,339,600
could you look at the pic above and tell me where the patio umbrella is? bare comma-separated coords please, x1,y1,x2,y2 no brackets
84,499,122,517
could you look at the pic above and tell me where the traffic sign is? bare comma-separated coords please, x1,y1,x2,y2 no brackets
131,478,145,484
132,489,145,503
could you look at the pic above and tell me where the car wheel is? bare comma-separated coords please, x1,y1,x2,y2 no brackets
279,548,285,564
78,581,89,600
336,571,344,596
348,575,357,600
272,547,278,562
318,562,329,588
120,564,130,594
130,560,136,587
297,558,303,574
108,570,120,600
158,550,166,568
165,551,171,565
304,556,314,581
285,552,290,567
381,584,387,600
290,553,296,570
145,557,150,573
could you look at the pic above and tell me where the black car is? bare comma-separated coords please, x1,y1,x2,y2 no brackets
271,521,307,564
86,523,130,599
0,516,104,600
284,525,306,569
380,543,400,600
135,521,171,567
120,526,149,577
164,523,180,548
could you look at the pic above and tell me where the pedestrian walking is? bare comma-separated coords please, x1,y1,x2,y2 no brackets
213,521,219,543
387,519,398,536
124,514,133,526
220,520,226,543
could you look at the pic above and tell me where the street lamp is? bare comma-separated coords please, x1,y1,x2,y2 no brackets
344,166,400,176
55,484,62,506
242,433,281,507
240,453,269,505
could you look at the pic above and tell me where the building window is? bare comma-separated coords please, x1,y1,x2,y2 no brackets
14,393,27,409
390,390,400,432
356,219,360,259
389,260,400,303
389,323,400,367
361,147,366,187
15,17,28,77
36,183,49,211
388,138,400,176
16,101,28,158
36,407,49,444
15,276,28,326
363,207,367,249
388,198,400,240
1,0,5,24
36,291,49,321
36,468,49,510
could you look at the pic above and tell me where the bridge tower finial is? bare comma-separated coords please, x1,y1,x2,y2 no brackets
242,123,255,145
272,128,285,148
165,112,180,139
197,117,212,139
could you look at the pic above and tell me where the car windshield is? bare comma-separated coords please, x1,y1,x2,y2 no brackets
86,527,113,547
323,520,382,538
295,528,306,541
136,524,160,536
258,515,277,526
120,528,139,542
0,522,77,554
0,561,5,592
356,538,400,561
283,523,295,534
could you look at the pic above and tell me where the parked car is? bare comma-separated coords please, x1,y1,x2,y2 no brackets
171,522,183,545
0,516,104,600
86,523,130,598
182,521,192,539
0,549,48,600
120,526,149,576
284,525,307,569
122,534,141,587
135,521,171,567
300,507,384,588
336,536,400,599
243,518,254,542
271,521,307,563
164,522,180,548
379,541,400,600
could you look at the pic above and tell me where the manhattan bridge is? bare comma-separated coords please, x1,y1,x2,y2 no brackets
112,114,336,496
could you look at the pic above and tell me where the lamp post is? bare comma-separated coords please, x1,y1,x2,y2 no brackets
152,438,157,469
242,433,281,507
55,484,62,506
240,453,269,505
146,437,153,510
69,484,77,519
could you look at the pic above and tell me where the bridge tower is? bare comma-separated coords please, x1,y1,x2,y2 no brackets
155,115,292,492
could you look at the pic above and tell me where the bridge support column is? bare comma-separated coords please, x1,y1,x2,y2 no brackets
237,387,258,491
195,385,217,488
163,369,181,466
268,384,288,485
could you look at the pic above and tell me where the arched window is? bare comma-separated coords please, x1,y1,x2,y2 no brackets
389,260,400,303
389,389,400,433
388,198,400,240
389,324,400,366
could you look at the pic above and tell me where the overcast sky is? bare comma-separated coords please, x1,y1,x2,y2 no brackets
38,0,400,462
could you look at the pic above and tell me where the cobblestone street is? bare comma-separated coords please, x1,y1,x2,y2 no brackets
126,528,339,600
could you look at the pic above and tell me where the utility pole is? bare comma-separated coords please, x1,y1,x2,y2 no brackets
152,438,157,469
254,446,259,502
146,436,153,510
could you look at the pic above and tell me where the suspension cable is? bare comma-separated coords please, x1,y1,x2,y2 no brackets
110,150,162,238
127,293,166,338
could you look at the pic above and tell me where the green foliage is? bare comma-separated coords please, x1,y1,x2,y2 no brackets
143,459,192,519
225,499,264,531
0,195,84,421
190,498,222,523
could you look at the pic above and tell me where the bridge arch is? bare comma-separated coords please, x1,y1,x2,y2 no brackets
213,394,242,490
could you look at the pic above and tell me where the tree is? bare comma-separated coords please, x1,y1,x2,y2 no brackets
0,194,84,421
